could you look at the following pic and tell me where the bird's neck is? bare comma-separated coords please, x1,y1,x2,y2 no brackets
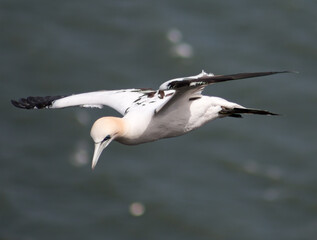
105,116,126,138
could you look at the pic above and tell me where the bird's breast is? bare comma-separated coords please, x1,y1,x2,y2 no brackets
116,96,222,145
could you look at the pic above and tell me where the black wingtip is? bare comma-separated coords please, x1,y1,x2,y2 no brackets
166,70,294,90
11,95,64,110
212,70,293,82
11,99,23,108
11,98,34,109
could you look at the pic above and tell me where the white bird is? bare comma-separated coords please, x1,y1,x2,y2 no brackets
12,71,288,169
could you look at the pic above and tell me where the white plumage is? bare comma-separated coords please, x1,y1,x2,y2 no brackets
12,70,288,169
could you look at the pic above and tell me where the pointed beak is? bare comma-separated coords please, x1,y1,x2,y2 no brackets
91,140,112,169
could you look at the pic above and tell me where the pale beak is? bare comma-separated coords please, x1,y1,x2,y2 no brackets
91,139,112,169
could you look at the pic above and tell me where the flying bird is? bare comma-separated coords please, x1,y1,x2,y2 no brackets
12,71,288,169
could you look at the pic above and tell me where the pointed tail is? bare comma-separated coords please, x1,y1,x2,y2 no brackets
219,107,279,118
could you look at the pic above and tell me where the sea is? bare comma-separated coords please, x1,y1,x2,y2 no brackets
1,0,316,239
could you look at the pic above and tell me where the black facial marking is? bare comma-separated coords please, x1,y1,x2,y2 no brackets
103,135,111,142
189,97,201,101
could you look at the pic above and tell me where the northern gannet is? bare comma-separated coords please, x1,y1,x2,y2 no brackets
12,71,289,169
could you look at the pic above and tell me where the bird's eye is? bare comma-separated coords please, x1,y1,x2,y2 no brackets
103,135,111,142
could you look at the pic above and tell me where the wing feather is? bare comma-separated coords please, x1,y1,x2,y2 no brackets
12,89,156,116
160,71,290,90
12,71,292,116
156,70,291,114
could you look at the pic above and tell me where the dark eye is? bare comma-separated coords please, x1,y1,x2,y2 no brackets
103,135,111,142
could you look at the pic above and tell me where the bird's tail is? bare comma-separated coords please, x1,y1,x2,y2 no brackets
219,107,278,118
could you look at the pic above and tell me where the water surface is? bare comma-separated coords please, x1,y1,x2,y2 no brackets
1,0,316,239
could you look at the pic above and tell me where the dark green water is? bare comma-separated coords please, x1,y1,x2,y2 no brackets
1,0,316,239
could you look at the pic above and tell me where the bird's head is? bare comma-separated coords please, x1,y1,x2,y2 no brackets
90,117,125,169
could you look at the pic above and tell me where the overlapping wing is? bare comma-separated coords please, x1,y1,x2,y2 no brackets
159,70,290,90
155,70,290,114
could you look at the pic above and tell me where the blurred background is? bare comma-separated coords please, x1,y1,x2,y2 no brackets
1,0,316,239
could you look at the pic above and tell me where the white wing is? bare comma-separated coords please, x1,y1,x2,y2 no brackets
12,89,157,116
12,71,289,116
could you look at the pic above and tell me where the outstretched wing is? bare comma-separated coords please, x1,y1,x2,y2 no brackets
159,70,290,90
11,89,157,116
12,71,291,116
156,70,290,114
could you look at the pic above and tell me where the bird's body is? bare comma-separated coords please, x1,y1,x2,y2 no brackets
119,96,240,145
12,70,288,168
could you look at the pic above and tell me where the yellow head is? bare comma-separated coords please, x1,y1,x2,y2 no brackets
90,117,125,169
